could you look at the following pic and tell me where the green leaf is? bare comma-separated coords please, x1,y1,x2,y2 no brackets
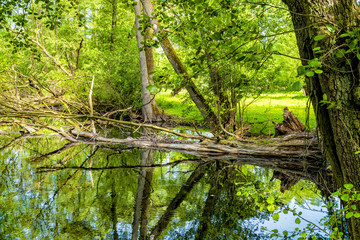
267,205,275,212
350,39,358,49
340,33,350,38
351,204,357,210
314,35,325,41
305,71,314,77
346,212,354,219
267,196,275,204
283,209,288,214
344,184,354,190
314,69,323,74
327,102,335,109
300,232,307,238
354,151,360,154
357,53,360,60
336,50,344,58
323,94,328,101
297,65,306,76
295,217,301,224
283,230,288,236
309,58,321,67
146,85,159,94
354,213,360,218
272,213,280,221
341,194,350,202
311,235,317,240
326,25,335,33
208,0,215,6
313,47,321,51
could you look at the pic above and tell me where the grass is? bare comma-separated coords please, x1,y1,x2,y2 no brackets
156,90,316,135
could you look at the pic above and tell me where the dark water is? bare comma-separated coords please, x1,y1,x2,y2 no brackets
0,135,336,239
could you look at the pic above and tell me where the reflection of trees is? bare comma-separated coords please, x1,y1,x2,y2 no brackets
194,164,269,240
132,149,155,240
149,163,209,239
0,136,333,240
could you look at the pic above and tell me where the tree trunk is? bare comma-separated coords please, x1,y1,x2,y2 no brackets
282,0,360,238
140,0,219,131
205,51,234,130
110,0,117,49
134,0,154,122
143,14,162,119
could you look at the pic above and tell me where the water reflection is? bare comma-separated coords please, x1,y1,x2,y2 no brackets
0,135,334,239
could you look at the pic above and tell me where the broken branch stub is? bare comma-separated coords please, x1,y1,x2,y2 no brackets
273,107,306,137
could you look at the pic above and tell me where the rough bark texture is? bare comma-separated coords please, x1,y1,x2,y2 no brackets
134,0,154,122
282,0,360,238
140,0,219,131
274,107,306,136
71,130,322,162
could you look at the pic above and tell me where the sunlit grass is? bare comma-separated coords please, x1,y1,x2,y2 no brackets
156,90,316,135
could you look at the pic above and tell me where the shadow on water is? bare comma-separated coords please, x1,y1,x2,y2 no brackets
0,134,335,239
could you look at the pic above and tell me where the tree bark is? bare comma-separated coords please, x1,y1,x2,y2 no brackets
140,0,219,131
134,0,154,122
281,0,360,238
273,107,306,136
110,0,117,47
143,13,162,119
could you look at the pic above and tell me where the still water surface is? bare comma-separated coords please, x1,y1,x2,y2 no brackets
0,135,335,239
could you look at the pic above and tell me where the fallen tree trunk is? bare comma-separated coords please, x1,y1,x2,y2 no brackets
71,130,321,161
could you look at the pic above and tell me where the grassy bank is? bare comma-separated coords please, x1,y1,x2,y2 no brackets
156,91,316,135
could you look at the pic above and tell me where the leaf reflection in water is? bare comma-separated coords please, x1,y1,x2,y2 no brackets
0,136,334,239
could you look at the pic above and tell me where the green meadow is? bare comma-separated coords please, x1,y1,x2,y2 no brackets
156,91,316,135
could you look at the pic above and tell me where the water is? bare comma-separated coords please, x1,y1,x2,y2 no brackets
0,135,336,239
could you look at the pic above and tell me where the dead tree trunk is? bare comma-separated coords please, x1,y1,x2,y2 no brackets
273,107,306,136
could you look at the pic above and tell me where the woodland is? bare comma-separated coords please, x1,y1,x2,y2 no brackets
1,0,360,239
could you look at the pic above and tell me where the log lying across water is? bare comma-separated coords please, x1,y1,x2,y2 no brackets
70,130,332,195
71,130,321,162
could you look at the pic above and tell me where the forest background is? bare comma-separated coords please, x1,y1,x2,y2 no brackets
0,0,306,136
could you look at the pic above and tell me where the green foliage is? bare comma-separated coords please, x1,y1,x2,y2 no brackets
0,0,142,114
320,94,342,109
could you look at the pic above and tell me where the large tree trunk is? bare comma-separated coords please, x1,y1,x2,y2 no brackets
140,0,220,131
282,0,360,238
134,0,154,122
